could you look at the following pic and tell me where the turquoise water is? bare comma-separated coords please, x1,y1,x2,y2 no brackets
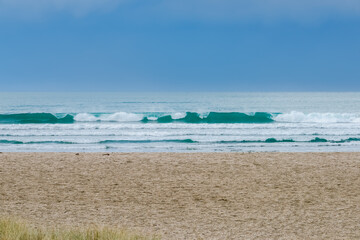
1,92,360,152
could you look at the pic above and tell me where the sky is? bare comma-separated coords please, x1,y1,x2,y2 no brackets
0,0,360,91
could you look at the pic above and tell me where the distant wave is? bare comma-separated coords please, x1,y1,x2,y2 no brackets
0,139,196,145
100,139,197,144
216,138,295,143
217,137,360,144
0,140,76,144
1,137,360,145
1,111,360,124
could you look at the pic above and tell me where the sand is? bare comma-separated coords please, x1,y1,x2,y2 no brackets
1,152,360,239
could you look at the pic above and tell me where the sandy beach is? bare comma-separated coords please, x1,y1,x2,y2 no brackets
1,152,360,239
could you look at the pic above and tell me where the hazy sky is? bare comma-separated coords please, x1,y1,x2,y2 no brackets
1,0,360,91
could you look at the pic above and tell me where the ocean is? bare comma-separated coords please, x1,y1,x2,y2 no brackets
0,92,360,152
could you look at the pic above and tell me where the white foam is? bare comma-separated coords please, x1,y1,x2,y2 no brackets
172,112,186,119
74,113,98,122
275,111,360,123
100,112,143,122
75,112,143,122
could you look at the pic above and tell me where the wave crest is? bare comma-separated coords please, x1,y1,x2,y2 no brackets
2,111,360,124
74,112,143,122
143,112,274,124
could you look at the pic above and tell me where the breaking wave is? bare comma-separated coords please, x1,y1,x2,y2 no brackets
274,111,360,123
0,113,74,124
74,112,143,122
0,112,274,124
1,111,360,124
141,112,274,123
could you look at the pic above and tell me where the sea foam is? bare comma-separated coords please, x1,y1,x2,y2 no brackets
274,111,360,123
74,112,143,122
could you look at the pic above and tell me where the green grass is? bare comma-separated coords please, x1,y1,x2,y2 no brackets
0,218,160,240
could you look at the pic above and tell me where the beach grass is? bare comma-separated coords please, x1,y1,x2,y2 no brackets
0,217,159,240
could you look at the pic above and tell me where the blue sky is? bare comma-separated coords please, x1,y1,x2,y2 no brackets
0,0,360,91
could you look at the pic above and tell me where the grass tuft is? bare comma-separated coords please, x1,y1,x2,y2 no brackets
0,218,160,240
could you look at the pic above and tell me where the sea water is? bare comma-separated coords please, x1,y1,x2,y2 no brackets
0,92,360,152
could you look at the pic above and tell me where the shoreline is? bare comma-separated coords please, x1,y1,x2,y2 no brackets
1,152,360,239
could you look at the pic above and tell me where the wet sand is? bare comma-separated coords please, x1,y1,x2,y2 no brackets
1,152,360,239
